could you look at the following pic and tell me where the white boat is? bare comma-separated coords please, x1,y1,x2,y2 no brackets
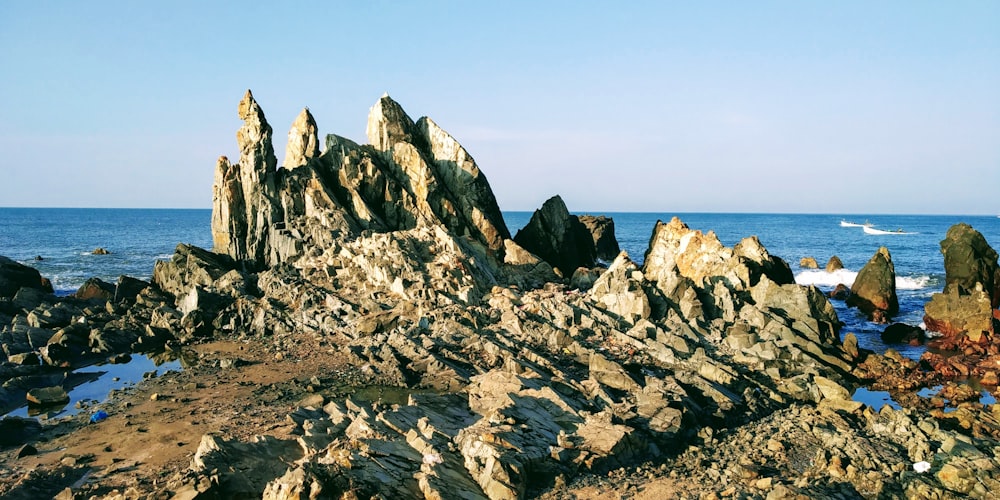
840,219,873,228
863,226,911,235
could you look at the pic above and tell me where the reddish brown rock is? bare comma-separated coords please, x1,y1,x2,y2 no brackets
829,284,850,301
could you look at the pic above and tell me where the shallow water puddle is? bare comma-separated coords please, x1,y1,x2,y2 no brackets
851,388,902,410
5,352,185,419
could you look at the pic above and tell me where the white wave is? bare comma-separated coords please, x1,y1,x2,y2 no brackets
897,275,930,290
795,269,857,287
795,269,931,290
154,253,173,260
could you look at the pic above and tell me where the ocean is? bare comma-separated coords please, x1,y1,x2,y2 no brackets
3,208,999,361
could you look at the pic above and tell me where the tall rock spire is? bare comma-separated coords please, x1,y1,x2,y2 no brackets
283,107,320,169
366,93,415,151
211,90,279,268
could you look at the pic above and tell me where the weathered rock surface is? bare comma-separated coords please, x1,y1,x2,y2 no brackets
846,246,898,323
923,285,994,341
212,91,511,271
578,215,620,262
825,255,844,272
799,257,818,269
0,256,52,298
881,322,926,345
513,195,596,275
940,223,1000,308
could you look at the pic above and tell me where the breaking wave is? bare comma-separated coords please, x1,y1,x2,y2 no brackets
794,269,930,290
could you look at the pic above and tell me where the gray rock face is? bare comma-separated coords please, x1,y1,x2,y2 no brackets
513,195,596,275
0,256,51,298
578,215,621,262
847,246,898,322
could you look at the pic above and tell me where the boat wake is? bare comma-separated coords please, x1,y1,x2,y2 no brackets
863,226,916,235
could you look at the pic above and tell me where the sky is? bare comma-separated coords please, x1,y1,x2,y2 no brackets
1,2,998,214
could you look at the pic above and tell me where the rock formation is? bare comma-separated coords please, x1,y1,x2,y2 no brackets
513,195,597,275
940,223,1000,308
0,256,52,298
578,215,621,262
799,257,818,269
846,247,898,322
923,224,1000,341
825,255,844,272
211,91,511,271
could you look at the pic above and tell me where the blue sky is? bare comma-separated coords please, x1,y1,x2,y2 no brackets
1,2,997,214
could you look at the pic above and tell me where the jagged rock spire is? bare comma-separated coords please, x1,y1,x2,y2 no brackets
211,90,279,268
283,108,320,169
366,93,415,151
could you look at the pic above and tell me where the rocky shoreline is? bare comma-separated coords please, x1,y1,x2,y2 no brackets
2,92,1000,499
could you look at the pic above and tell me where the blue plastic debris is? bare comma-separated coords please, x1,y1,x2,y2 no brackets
90,410,108,423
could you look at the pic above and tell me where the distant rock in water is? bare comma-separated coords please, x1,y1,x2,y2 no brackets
92,247,111,255
513,195,596,275
800,257,818,269
578,215,621,262
825,256,844,272
846,246,898,323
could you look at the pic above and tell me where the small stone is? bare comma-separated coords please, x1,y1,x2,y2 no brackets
150,393,160,401
755,477,773,490
61,456,77,467
16,444,37,458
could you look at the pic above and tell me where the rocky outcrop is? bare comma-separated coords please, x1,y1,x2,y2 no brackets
940,223,1000,308
513,195,596,276
0,256,52,298
211,92,511,271
799,257,818,269
578,215,620,262
846,247,898,322
881,322,926,344
923,286,994,341
922,224,1000,343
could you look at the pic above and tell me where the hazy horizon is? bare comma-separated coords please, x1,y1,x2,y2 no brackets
2,2,997,215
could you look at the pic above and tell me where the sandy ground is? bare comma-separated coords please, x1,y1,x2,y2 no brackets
0,336,361,498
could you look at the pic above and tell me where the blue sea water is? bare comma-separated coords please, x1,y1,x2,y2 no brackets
2,208,999,360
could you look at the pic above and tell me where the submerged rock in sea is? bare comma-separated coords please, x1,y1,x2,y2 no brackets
826,255,844,272
800,256,818,269
846,246,898,323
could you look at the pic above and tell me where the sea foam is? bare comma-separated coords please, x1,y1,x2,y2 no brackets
794,269,929,290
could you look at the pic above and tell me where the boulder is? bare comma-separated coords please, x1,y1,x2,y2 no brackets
92,247,111,255
26,386,69,406
578,215,621,262
153,244,238,298
75,277,115,301
513,195,596,275
0,416,42,447
825,256,844,272
800,257,818,269
939,223,1000,308
829,284,850,300
846,247,898,322
923,285,994,340
0,256,51,298
114,275,150,304
880,323,926,345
